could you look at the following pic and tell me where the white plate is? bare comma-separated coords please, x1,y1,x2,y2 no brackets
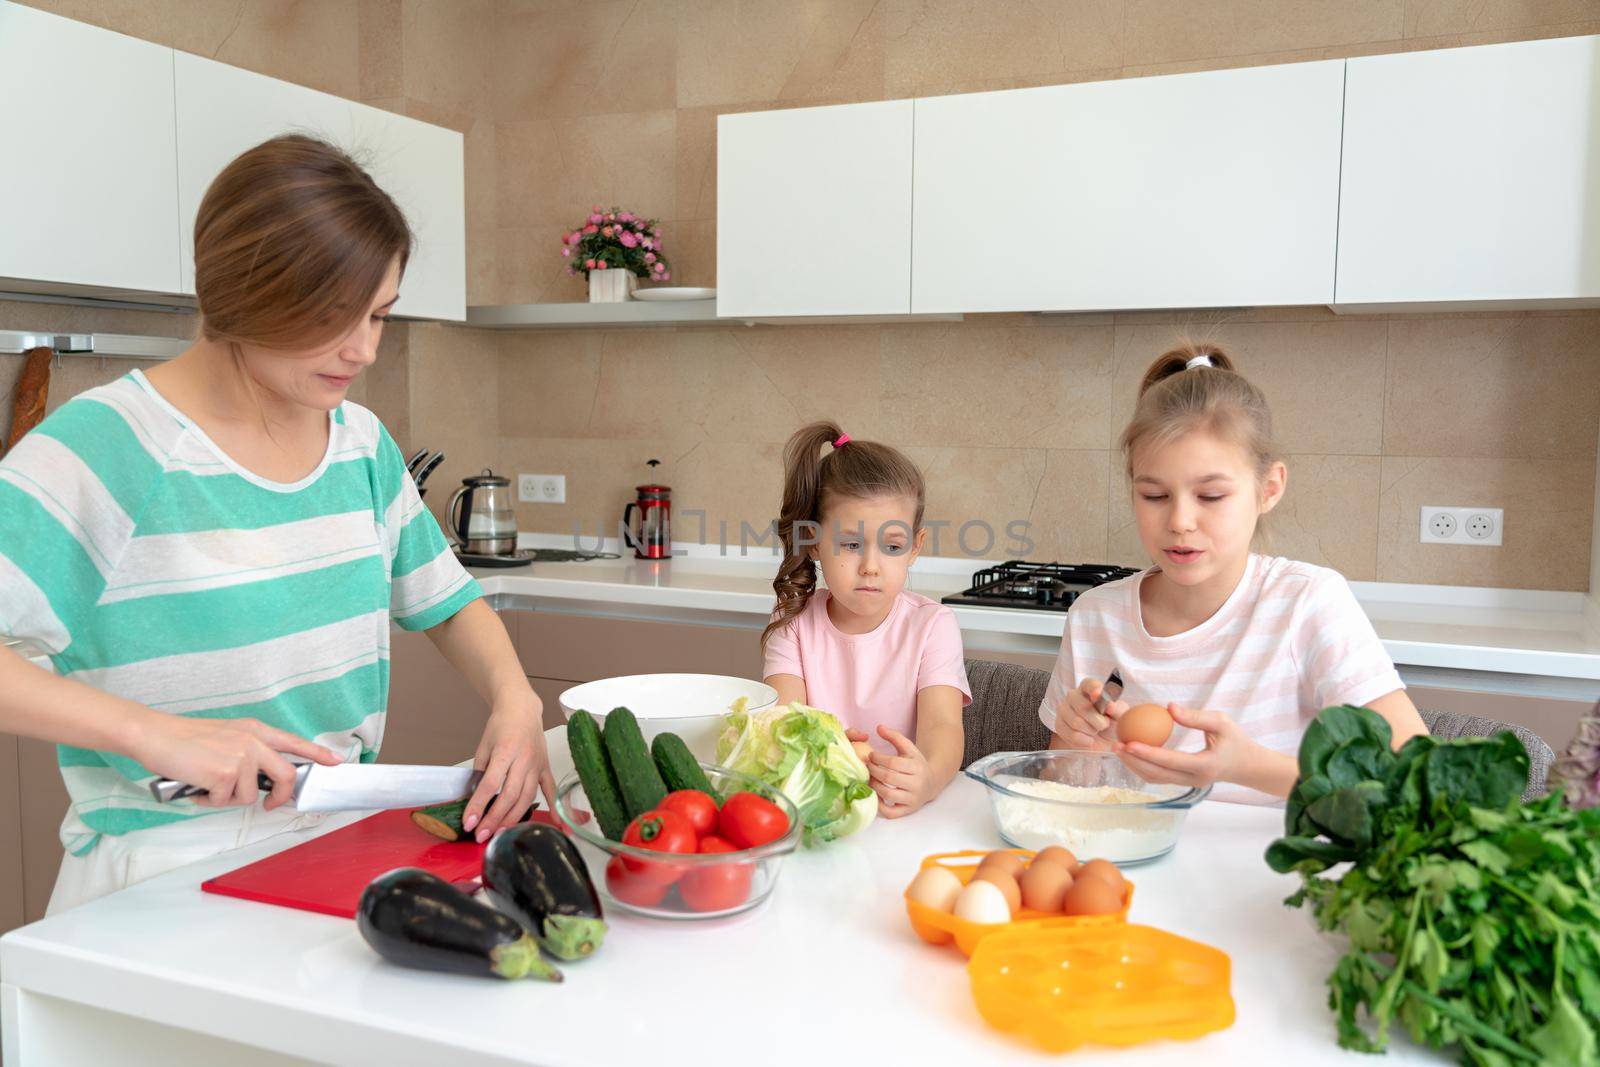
632,287,716,302
559,673,776,759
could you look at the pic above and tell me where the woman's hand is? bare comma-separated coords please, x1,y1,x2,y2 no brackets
844,727,875,767
1110,702,1295,797
462,693,556,843
1054,677,1124,750
133,711,343,811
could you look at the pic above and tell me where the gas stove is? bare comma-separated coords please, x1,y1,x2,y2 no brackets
941,561,1141,612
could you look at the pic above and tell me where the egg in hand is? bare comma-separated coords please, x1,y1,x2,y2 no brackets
1116,702,1174,748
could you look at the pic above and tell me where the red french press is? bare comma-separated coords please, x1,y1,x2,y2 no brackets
622,459,671,560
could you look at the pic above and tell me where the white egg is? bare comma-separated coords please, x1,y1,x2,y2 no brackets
905,866,963,913
953,879,1013,925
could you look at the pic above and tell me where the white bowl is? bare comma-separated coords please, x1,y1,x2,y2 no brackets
558,674,778,760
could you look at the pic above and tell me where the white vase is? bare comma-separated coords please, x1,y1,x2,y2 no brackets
588,269,636,303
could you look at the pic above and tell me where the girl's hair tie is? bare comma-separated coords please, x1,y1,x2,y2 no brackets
1185,354,1214,370
832,433,851,448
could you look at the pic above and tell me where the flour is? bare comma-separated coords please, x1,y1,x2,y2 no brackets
991,777,1185,862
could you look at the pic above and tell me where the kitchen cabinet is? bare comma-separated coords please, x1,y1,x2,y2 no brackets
17,737,68,926
380,626,492,766
717,101,915,317
1336,35,1600,309
0,734,22,938
514,611,764,687
0,1,182,298
173,52,466,321
911,60,1345,313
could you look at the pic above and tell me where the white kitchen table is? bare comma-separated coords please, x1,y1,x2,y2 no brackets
1,728,1446,1066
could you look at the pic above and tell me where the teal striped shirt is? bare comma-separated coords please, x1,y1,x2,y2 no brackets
0,370,481,854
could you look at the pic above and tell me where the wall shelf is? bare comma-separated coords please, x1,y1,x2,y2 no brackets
464,302,963,330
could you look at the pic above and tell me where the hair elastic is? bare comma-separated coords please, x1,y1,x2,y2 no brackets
1185,354,1214,370
832,433,851,448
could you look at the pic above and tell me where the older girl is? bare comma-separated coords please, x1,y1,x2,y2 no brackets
1042,343,1428,803
762,421,971,818
0,135,553,910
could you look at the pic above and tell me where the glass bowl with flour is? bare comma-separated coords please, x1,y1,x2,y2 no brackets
963,750,1211,865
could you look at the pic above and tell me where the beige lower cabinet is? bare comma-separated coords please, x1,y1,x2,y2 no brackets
18,737,68,925
1,733,23,933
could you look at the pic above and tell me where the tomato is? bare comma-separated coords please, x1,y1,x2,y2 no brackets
605,855,669,907
658,790,719,839
718,792,789,849
678,835,754,913
621,808,697,884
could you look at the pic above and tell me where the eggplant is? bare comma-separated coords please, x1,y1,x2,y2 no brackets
482,824,606,961
357,867,562,982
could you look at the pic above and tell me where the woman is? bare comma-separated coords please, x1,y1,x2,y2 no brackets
0,135,553,911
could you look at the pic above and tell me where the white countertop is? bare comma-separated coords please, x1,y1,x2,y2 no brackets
470,537,1600,691
1,728,1446,1066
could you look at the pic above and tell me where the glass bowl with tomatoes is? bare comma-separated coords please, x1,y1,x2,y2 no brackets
553,762,803,920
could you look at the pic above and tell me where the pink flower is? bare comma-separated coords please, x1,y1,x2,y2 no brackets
584,259,596,269
619,231,638,248
588,213,602,224
595,260,607,270
561,247,571,257
606,213,615,221
641,239,653,250
592,203,603,212
602,226,613,237
583,224,598,235
661,272,671,281
566,266,576,275
619,212,634,222
565,231,582,245
644,252,656,264
652,261,665,273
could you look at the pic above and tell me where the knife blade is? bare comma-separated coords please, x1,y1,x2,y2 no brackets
149,763,484,812
1095,669,1124,717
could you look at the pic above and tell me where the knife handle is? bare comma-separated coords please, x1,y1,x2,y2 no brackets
150,771,274,803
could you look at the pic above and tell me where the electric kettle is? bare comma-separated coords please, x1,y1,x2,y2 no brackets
446,469,518,556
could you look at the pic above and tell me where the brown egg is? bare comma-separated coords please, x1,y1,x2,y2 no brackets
971,867,1022,916
1079,858,1127,892
1032,846,1078,872
1061,874,1124,916
976,850,1027,881
1117,703,1174,747
1019,860,1073,913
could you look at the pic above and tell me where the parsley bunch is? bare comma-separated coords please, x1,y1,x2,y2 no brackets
1267,706,1600,1066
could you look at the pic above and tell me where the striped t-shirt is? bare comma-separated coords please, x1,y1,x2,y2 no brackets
0,370,480,854
1037,554,1404,805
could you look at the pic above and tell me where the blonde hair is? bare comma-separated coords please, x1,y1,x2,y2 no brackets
1120,339,1279,488
764,421,926,650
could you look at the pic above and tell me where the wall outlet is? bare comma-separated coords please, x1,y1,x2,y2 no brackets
518,474,566,504
1419,505,1502,546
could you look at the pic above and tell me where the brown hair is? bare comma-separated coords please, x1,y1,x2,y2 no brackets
194,134,411,351
764,421,926,650
1120,338,1279,501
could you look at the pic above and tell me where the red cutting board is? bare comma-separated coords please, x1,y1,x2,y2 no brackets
201,808,560,919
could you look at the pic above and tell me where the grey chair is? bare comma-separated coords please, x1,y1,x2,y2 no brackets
960,658,1556,799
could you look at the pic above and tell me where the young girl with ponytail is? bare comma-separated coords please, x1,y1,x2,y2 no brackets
1042,343,1429,804
762,422,971,818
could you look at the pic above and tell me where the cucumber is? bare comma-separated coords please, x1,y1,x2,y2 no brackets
410,798,538,842
602,706,667,820
568,710,630,841
651,732,719,801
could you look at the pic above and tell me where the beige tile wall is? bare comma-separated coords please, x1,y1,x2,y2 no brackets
6,0,1600,590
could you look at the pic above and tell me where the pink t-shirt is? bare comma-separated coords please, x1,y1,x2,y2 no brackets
1038,554,1404,805
763,590,972,743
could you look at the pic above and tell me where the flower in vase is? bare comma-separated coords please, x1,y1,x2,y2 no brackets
661,272,671,281
561,247,571,257
583,224,598,235
619,231,638,248
588,213,602,224
584,259,596,269
644,252,656,264
565,231,581,245
595,260,608,270
602,226,614,237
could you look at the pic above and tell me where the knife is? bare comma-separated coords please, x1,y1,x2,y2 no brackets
414,451,445,489
149,763,484,812
1095,668,1124,714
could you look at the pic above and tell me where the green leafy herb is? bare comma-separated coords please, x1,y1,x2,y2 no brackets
1268,705,1600,1066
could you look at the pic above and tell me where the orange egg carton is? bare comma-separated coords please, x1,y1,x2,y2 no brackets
968,923,1235,1052
903,849,1133,957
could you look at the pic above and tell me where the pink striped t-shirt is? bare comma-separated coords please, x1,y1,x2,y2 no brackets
1037,554,1404,805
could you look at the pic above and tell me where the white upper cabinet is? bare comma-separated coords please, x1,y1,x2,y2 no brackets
174,52,465,320
1336,35,1600,309
718,101,914,317
912,61,1346,314
0,1,181,296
